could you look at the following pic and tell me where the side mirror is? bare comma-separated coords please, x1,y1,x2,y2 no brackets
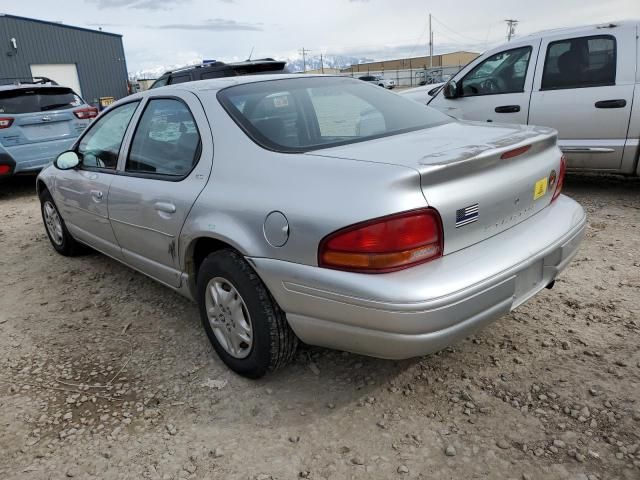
54,151,80,170
443,80,459,99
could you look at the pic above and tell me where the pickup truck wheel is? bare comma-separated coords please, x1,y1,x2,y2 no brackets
39,189,85,256
196,249,298,378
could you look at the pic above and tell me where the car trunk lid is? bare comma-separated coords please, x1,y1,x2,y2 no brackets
306,121,563,255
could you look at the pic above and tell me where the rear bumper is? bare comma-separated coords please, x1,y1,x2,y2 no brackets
249,195,586,359
2,137,76,174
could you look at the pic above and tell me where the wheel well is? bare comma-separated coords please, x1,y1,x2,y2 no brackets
189,237,237,281
36,179,47,197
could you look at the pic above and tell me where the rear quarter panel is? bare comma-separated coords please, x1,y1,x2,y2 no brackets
179,92,428,269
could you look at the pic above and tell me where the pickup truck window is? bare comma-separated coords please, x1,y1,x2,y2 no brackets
460,46,532,97
541,35,616,90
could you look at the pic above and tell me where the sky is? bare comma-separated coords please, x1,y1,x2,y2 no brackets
3,0,639,76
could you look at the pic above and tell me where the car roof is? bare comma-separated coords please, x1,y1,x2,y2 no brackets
162,59,287,76
147,74,347,94
517,20,638,43
0,83,71,93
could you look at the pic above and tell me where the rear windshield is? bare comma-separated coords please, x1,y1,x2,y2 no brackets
217,76,452,152
0,87,83,114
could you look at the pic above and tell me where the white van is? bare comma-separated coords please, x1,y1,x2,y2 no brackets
423,21,640,175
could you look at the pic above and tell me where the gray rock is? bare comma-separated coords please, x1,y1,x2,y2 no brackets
445,445,456,456
553,439,566,448
165,424,177,436
497,439,510,449
351,456,365,465
397,465,409,474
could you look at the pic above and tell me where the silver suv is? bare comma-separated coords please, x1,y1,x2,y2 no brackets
358,75,395,89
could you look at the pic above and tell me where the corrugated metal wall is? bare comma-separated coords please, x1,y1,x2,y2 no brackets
0,15,128,103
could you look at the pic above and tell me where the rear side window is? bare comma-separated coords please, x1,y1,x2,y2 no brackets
169,75,191,85
542,35,616,90
0,87,83,114
218,76,452,153
150,77,169,89
126,98,201,177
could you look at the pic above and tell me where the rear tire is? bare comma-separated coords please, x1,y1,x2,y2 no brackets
39,189,85,256
196,249,298,378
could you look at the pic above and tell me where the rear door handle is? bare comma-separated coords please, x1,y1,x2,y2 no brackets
595,99,627,109
154,202,176,214
494,105,521,113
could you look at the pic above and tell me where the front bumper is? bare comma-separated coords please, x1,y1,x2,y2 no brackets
249,195,586,359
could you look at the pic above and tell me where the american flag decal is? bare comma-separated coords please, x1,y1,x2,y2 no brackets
455,203,479,228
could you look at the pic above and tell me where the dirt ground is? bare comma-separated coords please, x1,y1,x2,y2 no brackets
0,173,638,480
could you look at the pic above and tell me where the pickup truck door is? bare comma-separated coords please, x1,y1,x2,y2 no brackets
107,91,213,288
528,25,636,171
429,40,540,124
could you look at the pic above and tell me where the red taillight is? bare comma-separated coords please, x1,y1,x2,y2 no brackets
319,208,444,273
0,117,14,129
0,164,11,175
500,144,531,160
73,107,99,120
552,155,566,202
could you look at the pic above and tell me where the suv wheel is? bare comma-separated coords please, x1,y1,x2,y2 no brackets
196,249,298,378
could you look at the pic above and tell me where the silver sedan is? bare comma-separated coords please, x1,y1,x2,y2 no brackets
37,75,586,378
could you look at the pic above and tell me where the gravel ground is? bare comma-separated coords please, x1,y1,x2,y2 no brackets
0,173,638,480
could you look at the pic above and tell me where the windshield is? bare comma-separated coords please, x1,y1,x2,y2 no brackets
217,77,452,152
0,87,83,114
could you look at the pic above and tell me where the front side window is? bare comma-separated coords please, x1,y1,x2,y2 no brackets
0,87,83,114
541,35,616,90
218,77,452,153
78,102,139,170
126,98,201,177
460,46,532,96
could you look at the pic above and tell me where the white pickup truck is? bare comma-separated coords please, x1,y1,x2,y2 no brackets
406,21,640,175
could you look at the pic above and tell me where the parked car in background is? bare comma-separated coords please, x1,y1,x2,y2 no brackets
0,78,97,180
428,21,640,175
399,82,446,103
358,75,396,89
37,75,584,378
149,59,289,89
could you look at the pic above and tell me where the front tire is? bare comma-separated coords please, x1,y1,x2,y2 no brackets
39,189,85,256
196,249,298,378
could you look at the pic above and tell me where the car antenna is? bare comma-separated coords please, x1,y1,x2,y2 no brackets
247,46,254,61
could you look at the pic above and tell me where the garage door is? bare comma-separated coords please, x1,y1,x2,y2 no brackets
30,64,82,96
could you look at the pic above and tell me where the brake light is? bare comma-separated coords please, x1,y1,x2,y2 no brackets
552,155,566,202
501,144,531,160
0,117,14,129
73,107,99,120
0,164,11,175
319,208,443,273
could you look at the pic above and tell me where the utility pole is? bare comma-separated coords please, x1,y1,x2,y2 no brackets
320,53,324,74
505,19,518,42
428,13,433,69
299,47,311,73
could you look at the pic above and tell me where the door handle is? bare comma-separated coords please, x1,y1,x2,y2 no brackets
494,105,521,113
154,202,176,214
90,190,103,200
595,99,627,109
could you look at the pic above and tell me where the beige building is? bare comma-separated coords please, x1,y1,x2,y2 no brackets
304,67,342,75
341,51,479,74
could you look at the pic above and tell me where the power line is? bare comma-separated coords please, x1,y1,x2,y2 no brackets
298,47,312,72
431,15,485,43
505,19,518,41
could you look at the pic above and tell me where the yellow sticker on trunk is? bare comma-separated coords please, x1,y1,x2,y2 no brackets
534,177,548,200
